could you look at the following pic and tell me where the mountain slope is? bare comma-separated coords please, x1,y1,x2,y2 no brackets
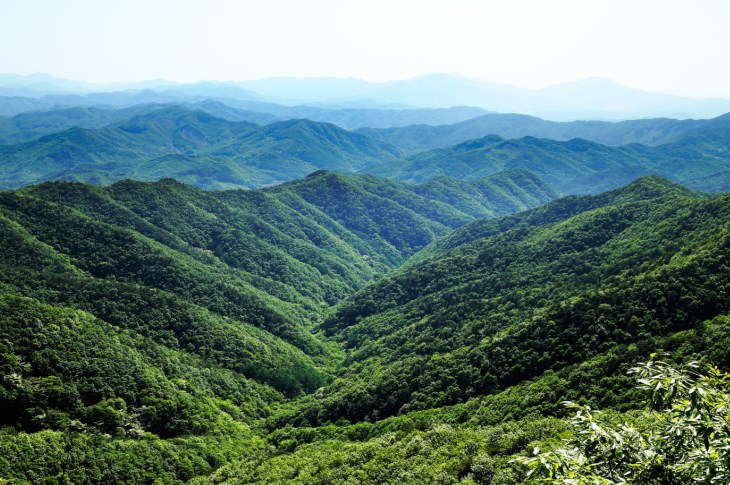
0,106,404,190
366,135,655,193
367,116,730,194
264,169,556,262
271,177,729,428
0,169,556,395
1,175,728,483
201,119,402,180
0,168,566,482
358,112,708,153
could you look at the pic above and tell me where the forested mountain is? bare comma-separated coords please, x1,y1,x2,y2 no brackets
1,173,728,483
262,176,725,423
0,171,556,481
0,107,404,190
0,91,487,127
203,176,729,483
368,116,730,194
0,169,553,378
5,102,730,196
358,112,708,153
0,82,727,483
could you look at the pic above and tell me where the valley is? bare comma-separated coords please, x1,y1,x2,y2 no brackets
0,77,729,484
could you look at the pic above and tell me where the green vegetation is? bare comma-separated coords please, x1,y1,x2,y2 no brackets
0,106,403,190
1,173,728,483
368,114,730,194
358,112,708,153
3,103,730,196
269,177,728,428
516,356,730,483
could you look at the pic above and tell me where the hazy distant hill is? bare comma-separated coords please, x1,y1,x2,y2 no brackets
238,74,730,120
214,100,488,129
0,106,404,189
359,112,709,153
368,115,730,194
3,73,730,120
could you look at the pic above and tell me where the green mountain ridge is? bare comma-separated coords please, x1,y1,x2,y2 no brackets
3,103,730,195
0,107,404,190
358,112,711,153
198,176,730,483
366,117,730,193
1,174,729,483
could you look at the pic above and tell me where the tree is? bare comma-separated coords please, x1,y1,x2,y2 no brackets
514,354,730,484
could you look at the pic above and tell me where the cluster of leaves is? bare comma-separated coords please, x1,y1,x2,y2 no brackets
516,356,730,484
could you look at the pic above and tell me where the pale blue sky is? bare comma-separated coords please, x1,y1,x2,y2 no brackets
1,0,729,98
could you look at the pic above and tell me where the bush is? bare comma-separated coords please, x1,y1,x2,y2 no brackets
514,354,730,484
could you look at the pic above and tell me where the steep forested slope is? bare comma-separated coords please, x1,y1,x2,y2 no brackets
1,175,728,484
182,176,730,484
0,168,553,419
271,177,729,427
264,170,551,260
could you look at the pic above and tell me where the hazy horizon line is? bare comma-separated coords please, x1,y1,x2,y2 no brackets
1,71,726,101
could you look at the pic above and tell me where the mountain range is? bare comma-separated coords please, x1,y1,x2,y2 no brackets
368,113,730,194
1,71,730,483
1,173,728,483
3,73,730,120
3,104,730,194
358,112,709,152
0,106,404,190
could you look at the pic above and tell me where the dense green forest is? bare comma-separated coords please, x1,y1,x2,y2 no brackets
1,170,728,483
